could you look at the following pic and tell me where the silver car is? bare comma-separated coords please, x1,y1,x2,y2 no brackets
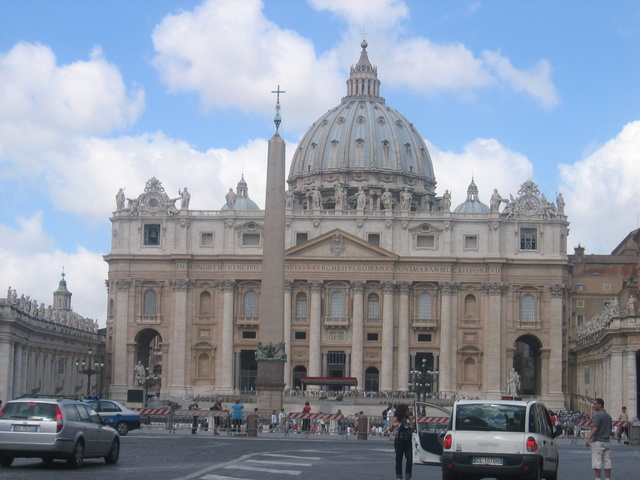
0,397,120,468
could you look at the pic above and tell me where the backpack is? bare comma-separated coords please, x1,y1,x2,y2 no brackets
382,408,388,417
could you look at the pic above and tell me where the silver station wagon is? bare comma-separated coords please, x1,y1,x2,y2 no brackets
0,397,120,468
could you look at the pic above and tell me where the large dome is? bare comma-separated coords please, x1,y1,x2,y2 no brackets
287,41,438,213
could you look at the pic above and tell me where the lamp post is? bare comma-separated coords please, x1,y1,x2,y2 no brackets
408,358,439,402
75,348,104,397
142,367,160,407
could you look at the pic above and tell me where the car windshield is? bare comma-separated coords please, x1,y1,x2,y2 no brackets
455,404,526,432
0,402,57,421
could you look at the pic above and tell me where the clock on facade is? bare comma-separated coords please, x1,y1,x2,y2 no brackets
520,195,540,215
144,192,163,211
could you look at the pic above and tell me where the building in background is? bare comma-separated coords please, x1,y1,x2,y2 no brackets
104,41,571,410
0,274,105,401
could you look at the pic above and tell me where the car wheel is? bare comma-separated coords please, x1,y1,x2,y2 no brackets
0,455,14,467
116,421,129,435
105,438,120,464
67,441,84,468
545,462,559,480
532,463,542,480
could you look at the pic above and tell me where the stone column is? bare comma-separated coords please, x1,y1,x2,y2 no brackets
166,278,191,397
109,278,130,400
0,339,14,400
284,280,293,388
439,282,459,393
397,282,411,391
548,284,566,405
234,350,241,390
350,281,365,390
308,280,323,377
625,350,637,418
219,280,236,391
482,282,503,396
322,352,328,377
540,350,551,397
380,281,395,391
12,343,22,399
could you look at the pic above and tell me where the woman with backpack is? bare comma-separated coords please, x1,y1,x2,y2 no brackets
383,403,414,480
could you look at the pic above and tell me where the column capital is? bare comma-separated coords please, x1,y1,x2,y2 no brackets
439,281,459,295
350,280,366,293
381,280,396,293
170,278,194,291
115,279,131,290
308,280,324,292
397,282,412,295
284,280,294,292
218,279,236,292
481,282,506,296
549,284,568,297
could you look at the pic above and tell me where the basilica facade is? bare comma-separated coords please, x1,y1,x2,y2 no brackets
104,42,571,410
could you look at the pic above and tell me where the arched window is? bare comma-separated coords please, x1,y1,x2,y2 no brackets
521,294,535,322
330,291,345,318
296,292,308,319
199,291,212,316
143,290,156,316
464,294,477,320
367,293,379,319
417,293,432,319
243,290,258,317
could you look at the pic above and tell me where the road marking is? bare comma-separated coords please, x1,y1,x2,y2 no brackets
260,453,321,460
246,459,313,466
201,475,249,480
225,464,302,475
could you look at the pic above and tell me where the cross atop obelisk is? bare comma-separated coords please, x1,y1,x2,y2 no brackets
271,85,285,131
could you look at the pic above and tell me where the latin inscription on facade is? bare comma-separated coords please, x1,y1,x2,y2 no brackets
176,263,502,274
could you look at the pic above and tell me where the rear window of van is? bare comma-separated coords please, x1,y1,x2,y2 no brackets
455,404,526,432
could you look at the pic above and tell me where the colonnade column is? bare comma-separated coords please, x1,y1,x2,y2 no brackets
548,284,567,405
482,282,503,396
380,281,395,391
397,282,411,391
284,281,293,388
350,281,365,390
540,350,550,397
12,343,22,398
109,279,130,399
610,351,624,409
439,282,458,393
219,280,236,391
0,339,14,400
308,280,323,377
625,350,637,418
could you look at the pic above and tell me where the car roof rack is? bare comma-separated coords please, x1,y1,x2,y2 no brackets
14,394,80,401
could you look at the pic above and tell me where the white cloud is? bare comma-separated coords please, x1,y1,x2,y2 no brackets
0,213,108,324
430,137,534,206
151,0,343,132
308,0,410,28
482,50,559,108
559,120,640,253
0,42,144,153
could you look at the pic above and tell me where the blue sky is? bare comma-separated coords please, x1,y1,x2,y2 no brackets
1,0,639,325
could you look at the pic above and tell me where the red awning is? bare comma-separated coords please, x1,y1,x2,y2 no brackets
299,377,358,386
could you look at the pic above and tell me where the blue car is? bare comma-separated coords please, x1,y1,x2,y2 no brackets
83,399,141,436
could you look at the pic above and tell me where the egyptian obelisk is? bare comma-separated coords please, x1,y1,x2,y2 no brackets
255,87,286,412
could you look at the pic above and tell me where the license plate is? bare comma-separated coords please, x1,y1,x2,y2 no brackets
472,457,504,465
12,425,38,432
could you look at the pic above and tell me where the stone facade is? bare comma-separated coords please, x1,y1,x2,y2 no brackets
104,42,571,410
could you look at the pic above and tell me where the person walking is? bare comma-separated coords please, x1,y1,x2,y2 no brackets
617,406,629,443
586,398,612,480
383,403,414,480
188,399,200,434
302,401,311,433
231,398,244,435
210,397,224,435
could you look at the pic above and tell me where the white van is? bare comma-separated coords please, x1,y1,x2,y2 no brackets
413,399,559,480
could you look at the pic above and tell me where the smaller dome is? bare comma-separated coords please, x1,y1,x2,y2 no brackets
454,178,490,214
221,175,261,211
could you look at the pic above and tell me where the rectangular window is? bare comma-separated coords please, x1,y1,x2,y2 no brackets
294,331,307,340
520,228,537,250
201,232,214,246
464,235,478,250
577,314,584,327
416,235,435,248
58,357,66,375
576,300,585,307
296,297,308,318
603,284,611,291
242,233,261,246
367,233,381,247
417,333,432,342
366,333,379,341
576,284,586,291
296,233,308,245
242,331,256,339
144,224,161,246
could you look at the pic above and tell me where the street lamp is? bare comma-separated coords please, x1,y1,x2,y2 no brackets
142,367,160,407
75,348,104,397
408,358,439,402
